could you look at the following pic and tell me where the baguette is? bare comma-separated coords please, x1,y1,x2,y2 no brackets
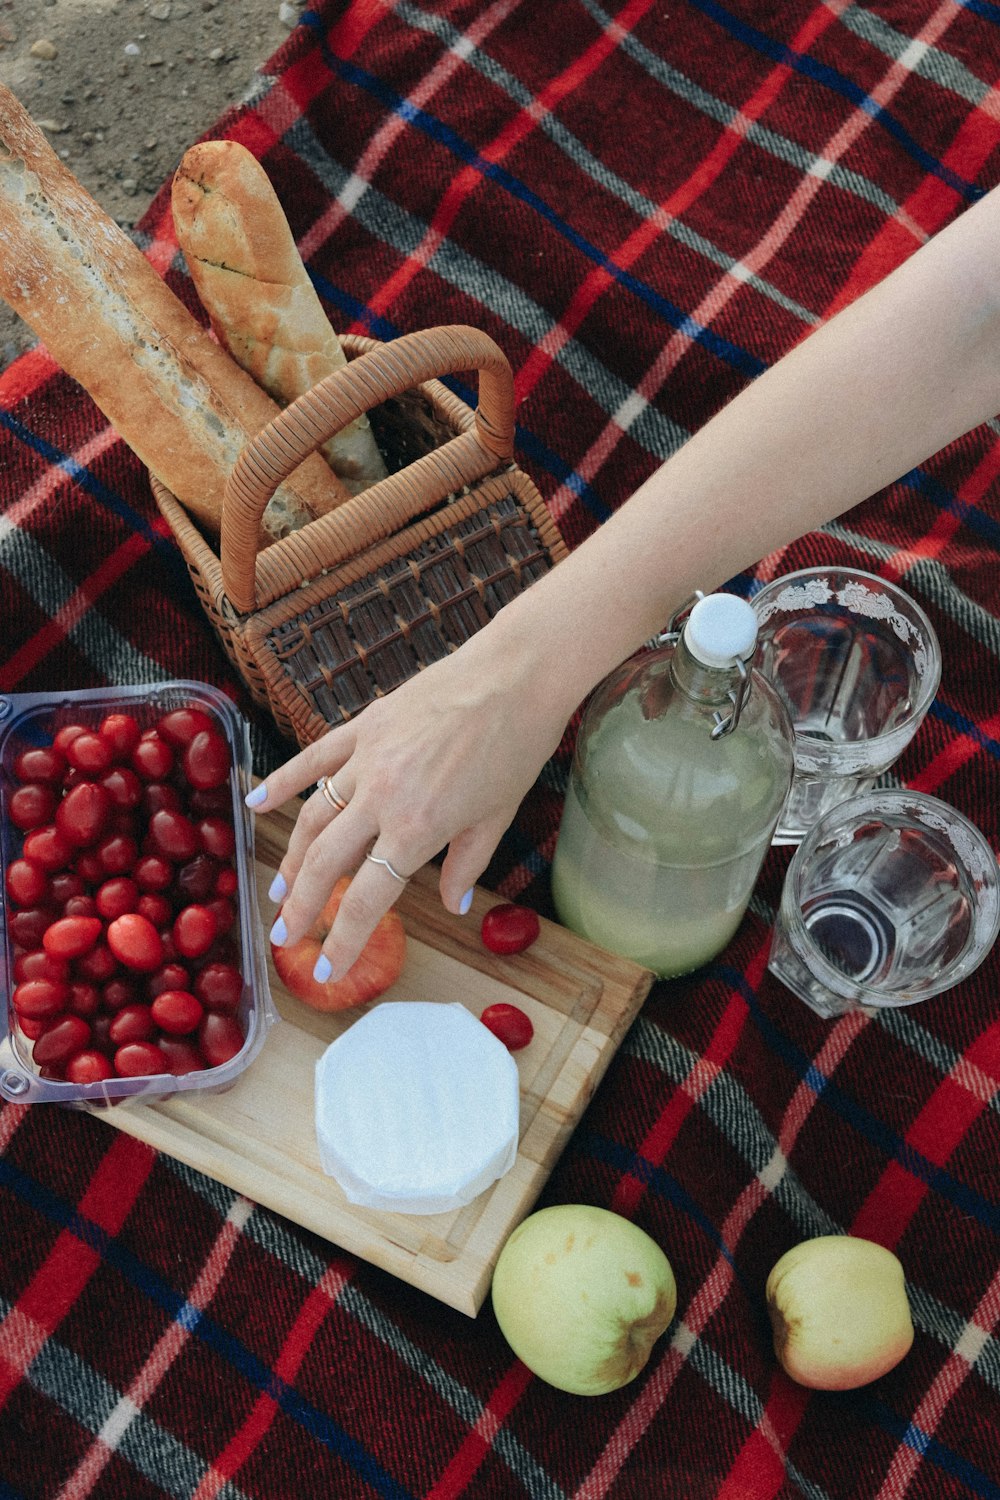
0,85,350,546
172,139,388,494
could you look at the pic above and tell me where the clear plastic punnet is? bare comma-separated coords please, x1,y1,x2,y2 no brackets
0,680,276,1107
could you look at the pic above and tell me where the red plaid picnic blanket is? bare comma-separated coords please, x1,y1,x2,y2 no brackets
3,3,1000,1496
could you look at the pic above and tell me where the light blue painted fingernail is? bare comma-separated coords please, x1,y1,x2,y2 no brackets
313,954,332,983
269,916,287,947
268,872,287,903
459,888,474,916
245,783,267,808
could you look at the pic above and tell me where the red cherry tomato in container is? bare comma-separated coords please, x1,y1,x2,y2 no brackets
106,913,164,972
42,915,102,960
479,1002,534,1051
151,989,203,1035
480,903,541,956
8,783,58,832
181,729,230,791
198,1012,245,1068
114,1041,168,1077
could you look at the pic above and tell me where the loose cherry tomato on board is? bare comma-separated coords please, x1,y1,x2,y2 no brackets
106,912,164,972
480,903,541,956
479,1002,535,1051
42,915,103,960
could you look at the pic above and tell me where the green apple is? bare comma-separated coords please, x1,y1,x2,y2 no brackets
766,1235,914,1390
491,1204,677,1395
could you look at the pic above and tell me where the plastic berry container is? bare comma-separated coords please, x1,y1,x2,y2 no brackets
0,681,276,1107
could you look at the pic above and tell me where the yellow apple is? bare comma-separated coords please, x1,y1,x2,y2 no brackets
766,1235,914,1390
491,1204,677,1396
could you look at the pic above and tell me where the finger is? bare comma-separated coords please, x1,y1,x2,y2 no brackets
263,774,355,905
270,806,374,949
439,817,510,914
244,725,355,813
316,854,412,982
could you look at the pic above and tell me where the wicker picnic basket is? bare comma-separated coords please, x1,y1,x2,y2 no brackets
150,325,568,749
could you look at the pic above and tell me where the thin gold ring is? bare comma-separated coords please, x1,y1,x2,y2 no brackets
365,851,409,884
319,777,349,812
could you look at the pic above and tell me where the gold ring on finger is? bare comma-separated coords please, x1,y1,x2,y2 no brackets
319,776,349,812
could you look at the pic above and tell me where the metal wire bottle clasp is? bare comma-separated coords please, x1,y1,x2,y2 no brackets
654,591,753,739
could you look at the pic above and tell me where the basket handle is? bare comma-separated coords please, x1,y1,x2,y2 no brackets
221,325,516,614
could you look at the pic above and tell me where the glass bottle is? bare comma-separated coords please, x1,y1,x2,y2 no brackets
551,592,794,977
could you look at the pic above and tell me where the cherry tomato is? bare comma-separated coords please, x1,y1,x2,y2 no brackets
73,851,106,885
192,961,242,1012
98,712,141,761
101,977,139,1012
188,786,233,817
175,854,220,902
156,707,214,747
33,1015,92,1066
157,1036,205,1075
205,897,235,935
198,1012,245,1068
95,876,140,921
8,783,58,831
136,893,172,928
16,1015,51,1042
100,765,143,809
108,1004,155,1045
65,1050,115,1085
113,1041,168,1077
53,724,87,756
214,865,238,898
67,981,101,1018
134,854,173,892
65,731,112,776
480,903,541,955
196,817,236,860
74,942,118,983
55,781,112,847
131,733,174,782
106,912,164,972
140,782,182,817
148,961,192,997
42,915,103,960
95,831,139,876
181,729,230,791
151,989,203,1035
12,978,69,1019
49,871,86,904
172,904,218,959
14,950,69,984
9,906,58,948
479,1002,534,1051
22,825,74,872
6,858,48,907
63,895,99,919
13,745,67,784
148,808,199,862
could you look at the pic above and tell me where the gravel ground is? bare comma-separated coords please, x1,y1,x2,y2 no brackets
0,0,303,370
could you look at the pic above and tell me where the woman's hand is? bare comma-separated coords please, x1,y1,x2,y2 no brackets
246,629,570,983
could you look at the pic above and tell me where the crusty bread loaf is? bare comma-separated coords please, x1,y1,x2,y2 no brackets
172,140,388,494
0,85,350,546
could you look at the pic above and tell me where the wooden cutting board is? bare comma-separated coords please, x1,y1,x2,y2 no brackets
102,799,654,1315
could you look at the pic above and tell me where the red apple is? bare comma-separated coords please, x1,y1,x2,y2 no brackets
270,876,406,1012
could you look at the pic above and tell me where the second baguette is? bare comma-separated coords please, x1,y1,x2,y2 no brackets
0,84,350,547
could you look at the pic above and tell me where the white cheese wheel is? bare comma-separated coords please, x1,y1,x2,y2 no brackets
314,1001,521,1215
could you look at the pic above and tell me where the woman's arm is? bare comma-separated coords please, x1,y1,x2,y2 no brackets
251,182,1000,981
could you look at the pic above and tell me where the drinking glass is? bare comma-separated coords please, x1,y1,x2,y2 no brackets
751,568,941,844
768,791,1000,1019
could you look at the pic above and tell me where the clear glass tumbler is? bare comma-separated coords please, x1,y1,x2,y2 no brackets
768,790,1000,1019
751,568,942,844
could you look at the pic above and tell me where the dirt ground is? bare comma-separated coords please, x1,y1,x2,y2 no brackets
0,0,301,370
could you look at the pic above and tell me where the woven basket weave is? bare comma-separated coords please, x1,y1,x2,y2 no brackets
150,325,567,749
